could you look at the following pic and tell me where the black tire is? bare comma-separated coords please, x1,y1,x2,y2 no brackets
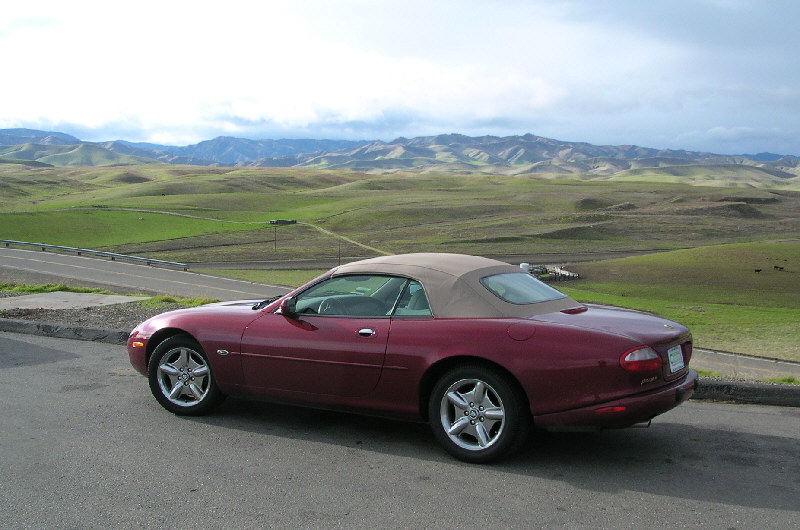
147,335,225,416
428,363,530,463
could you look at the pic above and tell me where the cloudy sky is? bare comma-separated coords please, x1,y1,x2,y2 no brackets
2,0,798,154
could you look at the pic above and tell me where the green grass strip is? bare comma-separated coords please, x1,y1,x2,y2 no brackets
0,283,217,307
765,376,799,385
137,295,218,308
0,283,112,295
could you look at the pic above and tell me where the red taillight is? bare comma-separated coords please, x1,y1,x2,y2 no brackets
620,346,662,373
596,406,627,414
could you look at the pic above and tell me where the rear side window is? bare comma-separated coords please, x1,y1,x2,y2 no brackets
392,280,432,317
480,272,567,305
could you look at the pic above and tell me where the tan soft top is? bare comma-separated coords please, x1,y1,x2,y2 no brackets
333,253,579,318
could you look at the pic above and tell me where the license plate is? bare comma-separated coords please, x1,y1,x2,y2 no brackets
667,344,685,373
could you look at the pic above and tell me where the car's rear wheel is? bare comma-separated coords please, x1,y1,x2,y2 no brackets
428,364,529,463
147,335,224,415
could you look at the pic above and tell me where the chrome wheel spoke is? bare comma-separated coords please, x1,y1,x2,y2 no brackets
169,381,185,400
484,406,504,421
160,363,180,377
448,416,471,436
192,365,209,377
475,423,490,447
187,383,204,400
447,391,469,411
471,381,486,405
177,348,189,369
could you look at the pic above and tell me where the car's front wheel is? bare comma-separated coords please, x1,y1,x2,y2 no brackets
428,364,530,463
147,335,224,415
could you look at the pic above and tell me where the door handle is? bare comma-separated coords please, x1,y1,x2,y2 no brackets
357,328,376,337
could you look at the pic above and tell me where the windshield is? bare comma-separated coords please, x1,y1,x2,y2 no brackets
480,272,567,305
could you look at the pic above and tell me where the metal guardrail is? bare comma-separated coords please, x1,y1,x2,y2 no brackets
1,239,189,271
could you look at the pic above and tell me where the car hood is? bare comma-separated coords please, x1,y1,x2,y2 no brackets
202,299,264,309
156,299,265,318
530,303,690,345
133,299,266,332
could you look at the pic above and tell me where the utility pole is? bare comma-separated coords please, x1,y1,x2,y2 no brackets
269,219,296,251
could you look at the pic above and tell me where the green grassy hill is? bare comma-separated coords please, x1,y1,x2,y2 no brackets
40,143,153,166
564,242,800,360
609,163,799,188
0,143,155,166
2,165,799,262
569,242,800,309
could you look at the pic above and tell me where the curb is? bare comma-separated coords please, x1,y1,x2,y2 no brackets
1,318,798,407
0,318,129,345
693,378,799,408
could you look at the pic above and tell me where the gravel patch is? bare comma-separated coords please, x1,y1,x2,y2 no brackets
0,292,27,299
0,302,186,332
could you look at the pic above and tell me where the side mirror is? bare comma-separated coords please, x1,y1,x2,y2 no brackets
280,297,297,318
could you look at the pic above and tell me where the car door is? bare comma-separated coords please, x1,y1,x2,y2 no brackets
239,275,405,397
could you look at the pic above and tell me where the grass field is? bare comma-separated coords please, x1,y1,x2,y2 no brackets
3,165,799,262
0,209,255,248
3,164,800,360
569,242,800,309
563,242,800,361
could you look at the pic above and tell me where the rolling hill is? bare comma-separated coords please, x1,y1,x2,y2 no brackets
294,134,800,181
1,129,799,187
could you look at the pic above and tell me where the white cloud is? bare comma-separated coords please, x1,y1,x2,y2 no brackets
1,0,799,154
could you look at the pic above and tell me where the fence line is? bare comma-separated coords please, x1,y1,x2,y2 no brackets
1,239,189,271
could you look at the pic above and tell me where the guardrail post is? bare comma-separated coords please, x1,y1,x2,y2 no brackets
1,239,187,270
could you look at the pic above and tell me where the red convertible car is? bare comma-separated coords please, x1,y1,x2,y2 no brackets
128,253,697,462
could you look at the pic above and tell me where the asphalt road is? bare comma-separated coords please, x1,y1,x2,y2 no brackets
1,332,798,528
0,246,290,300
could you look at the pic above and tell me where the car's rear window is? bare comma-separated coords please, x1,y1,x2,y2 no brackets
480,272,567,305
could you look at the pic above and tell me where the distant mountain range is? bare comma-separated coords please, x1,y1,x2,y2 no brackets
1,128,798,180
0,129,369,167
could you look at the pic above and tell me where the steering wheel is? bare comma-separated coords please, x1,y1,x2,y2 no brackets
318,297,346,315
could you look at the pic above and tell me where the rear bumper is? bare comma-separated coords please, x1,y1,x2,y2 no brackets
534,369,698,429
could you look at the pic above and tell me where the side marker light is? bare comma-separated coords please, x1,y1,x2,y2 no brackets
595,406,627,414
